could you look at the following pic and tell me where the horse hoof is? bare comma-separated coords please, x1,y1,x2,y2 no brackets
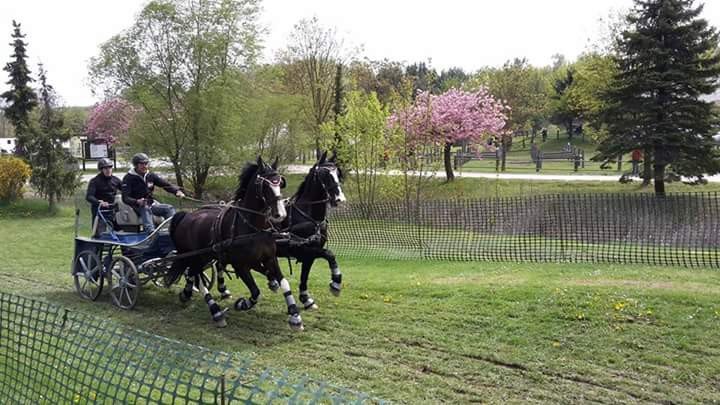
179,291,191,303
268,280,280,292
329,283,341,297
307,303,319,311
234,297,253,311
215,318,227,328
288,315,304,331
220,291,232,300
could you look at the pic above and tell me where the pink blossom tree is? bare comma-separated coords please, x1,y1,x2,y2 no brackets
390,87,508,181
84,98,136,145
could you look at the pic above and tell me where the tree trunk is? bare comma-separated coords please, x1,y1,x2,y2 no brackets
172,161,184,189
48,194,56,213
443,142,455,181
501,139,507,172
653,163,666,196
642,148,652,187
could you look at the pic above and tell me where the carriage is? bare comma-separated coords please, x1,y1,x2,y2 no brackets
71,197,216,310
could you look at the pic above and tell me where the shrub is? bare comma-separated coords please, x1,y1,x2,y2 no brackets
0,156,32,203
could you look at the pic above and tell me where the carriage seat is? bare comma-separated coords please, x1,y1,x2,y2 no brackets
114,194,163,232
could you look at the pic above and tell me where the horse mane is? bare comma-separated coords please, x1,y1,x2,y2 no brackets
234,162,259,202
293,166,316,199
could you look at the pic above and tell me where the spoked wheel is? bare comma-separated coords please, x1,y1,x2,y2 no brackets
109,256,140,310
73,250,104,301
199,263,218,291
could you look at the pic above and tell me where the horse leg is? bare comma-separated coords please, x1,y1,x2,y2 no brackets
215,261,232,300
264,257,303,330
233,266,261,311
299,258,318,311
320,248,342,296
196,271,227,328
179,275,194,303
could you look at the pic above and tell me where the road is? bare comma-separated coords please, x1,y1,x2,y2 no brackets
82,164,720,183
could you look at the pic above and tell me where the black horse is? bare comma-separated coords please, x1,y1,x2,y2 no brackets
167,157,303,330
215,151,346,311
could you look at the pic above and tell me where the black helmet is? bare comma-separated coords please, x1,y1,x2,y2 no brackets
97,158,113,170
131,153,150,166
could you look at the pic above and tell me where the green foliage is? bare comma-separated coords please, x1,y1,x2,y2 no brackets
1,20,38,155
241,65,306,166
596,0,720,194
25,66,80,212
471,58,550,146
566,53,617,137
0,155,31,203
89,0,261,198
323,90,391,207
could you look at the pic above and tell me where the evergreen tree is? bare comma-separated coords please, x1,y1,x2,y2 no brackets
596,0,720,195
1,20,37,156
26,65,79,212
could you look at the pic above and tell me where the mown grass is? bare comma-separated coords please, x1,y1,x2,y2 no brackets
1,199,719,403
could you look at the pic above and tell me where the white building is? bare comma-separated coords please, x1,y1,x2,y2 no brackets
0,137,79,155
0,137,15,154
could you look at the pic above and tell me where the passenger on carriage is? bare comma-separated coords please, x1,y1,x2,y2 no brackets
85,158,122,229
121,153,185,233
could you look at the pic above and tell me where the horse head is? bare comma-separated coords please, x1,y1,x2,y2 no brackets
234,156,287,224
315,151,346,207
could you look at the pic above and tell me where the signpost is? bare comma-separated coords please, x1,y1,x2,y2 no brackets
80,139,116,170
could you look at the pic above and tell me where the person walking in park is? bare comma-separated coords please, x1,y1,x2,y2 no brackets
631,149,643,176
121,153,185,232
86,158,122,233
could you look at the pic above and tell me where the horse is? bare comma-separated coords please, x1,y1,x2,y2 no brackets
215,150,346,311
167,157,303,330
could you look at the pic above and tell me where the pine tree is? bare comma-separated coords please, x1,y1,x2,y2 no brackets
596,0,720,195
1,20,38,156
26,65,79,212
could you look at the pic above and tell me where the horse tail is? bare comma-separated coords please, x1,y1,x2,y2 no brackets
170,211,187,243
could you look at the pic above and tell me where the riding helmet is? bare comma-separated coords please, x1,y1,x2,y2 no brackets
131,153,150,166
97,158,113,170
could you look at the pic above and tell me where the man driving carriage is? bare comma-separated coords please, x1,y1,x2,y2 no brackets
86,158,122,234
121,153,185,233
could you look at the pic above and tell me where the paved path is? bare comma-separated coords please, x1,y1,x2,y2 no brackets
83,165,720,183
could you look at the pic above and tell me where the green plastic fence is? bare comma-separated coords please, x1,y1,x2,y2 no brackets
0,293,380,404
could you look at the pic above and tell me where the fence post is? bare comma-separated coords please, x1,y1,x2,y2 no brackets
536,152,543,172
581,149,585,168
219,374,226,405
617,154,622,172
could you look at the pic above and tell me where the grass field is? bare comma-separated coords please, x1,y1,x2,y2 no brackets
1,199,719,403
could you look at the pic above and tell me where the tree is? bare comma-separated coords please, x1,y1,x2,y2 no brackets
565,53,618,140
437,67,469,92
26,65,79,212
596,0,720,195
549,65,579,138
89,0,261,197
1,20,37,156
324,91,388,207
471,59,550,170
281,17,348,158
390,88,507,181
85,98,136,145
405,61,440,97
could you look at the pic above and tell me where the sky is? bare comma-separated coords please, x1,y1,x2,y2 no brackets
0,0,718,107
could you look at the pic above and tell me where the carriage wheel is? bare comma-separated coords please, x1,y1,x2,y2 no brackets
73,250,104,301
109,256,140,310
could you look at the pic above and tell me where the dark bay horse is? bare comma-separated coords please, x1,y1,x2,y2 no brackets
216,151,346,310
167,157,303,330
